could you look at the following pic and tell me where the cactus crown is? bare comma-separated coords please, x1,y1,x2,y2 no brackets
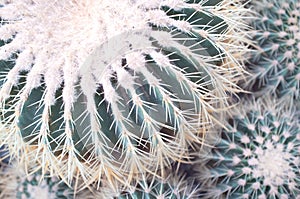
196,96,300,199
247,0,300,99
0,0,250,187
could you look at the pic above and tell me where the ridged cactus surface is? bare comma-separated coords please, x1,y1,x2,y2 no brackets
0,0,250,187
196,96,300,199
247,0,300,99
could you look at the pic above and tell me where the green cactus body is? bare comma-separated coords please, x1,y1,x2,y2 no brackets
0,0,250,187
247,0,300,99
197,96,300,199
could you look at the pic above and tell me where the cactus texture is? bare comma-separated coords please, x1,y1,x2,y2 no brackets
0,145,9,165
0,163,77,199
0,0,250,187
98,173,199,199
0,124,9,165
196,96,300,199
247,0,300,99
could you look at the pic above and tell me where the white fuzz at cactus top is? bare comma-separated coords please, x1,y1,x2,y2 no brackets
0,0,248,106
0,0,250,188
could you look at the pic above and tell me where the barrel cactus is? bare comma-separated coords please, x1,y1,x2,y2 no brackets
0,0,250,187
195,96,300,198
246,0,300,99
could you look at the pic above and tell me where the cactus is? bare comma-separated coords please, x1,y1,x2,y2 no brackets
0,162,81,199
0,0,250,187
98,173,199,199
195,96,300,199
246,0,300,99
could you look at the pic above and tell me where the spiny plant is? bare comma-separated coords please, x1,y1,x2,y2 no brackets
0,0,250,187
246,0,300,99
98,173,199,199
0,162,87,199
195,96,300,199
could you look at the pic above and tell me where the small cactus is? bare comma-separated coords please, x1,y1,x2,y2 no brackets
0,162,80,199
196,96,300,199
0,0,250,187
246,0,300,99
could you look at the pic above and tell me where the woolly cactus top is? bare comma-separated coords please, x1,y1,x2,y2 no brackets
0,0,246,105
0,0,250,187
196,96,300,199
247,0,300,99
